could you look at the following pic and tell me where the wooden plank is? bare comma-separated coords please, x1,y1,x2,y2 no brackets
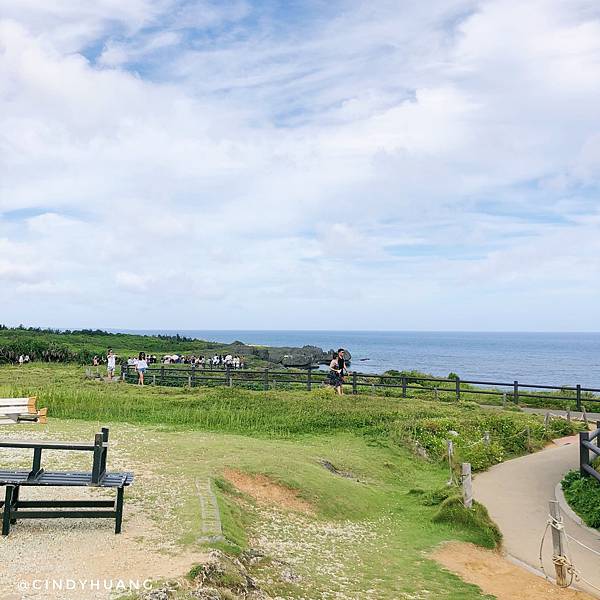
0,398,31,407
0,407,31,417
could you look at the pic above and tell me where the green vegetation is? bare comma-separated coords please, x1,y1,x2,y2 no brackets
0,357,586,598
0,325,255,365
1,364,580,472
561,470,600,529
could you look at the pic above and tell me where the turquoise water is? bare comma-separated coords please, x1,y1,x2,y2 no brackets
122,330,600,389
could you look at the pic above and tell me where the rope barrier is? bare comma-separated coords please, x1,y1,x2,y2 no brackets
565,532,600,559
538,511,600,593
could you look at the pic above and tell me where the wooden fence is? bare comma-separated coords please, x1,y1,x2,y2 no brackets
580,422,600,483
122,365,600,409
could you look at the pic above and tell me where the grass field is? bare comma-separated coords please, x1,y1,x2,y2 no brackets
0,363,583,599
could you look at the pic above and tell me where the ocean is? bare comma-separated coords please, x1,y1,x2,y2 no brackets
120,330,600,389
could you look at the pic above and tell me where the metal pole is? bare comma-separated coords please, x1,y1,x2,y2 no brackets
576,384,582,412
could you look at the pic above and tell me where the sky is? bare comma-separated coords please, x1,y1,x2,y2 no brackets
1,0,600,331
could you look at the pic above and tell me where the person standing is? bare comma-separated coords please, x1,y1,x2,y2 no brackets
136,352,148,386
107,349,117,380
328,348,347,396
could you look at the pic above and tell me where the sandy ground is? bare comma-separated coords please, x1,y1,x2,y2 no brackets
223,468,314,514
434,542,595,600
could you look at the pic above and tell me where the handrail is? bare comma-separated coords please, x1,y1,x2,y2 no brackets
121,364,600,408
580,423,600,485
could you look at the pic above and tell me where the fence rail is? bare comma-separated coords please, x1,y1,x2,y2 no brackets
580,422,600,483
121,365,600,408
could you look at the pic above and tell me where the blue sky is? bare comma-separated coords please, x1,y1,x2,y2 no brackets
1,0,600,331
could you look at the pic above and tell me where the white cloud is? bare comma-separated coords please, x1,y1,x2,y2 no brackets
0,1,599,329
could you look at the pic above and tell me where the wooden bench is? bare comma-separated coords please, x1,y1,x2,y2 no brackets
0,428,133,535
0,397,47,425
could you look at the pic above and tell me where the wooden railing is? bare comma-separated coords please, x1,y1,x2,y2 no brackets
580,423,600,483
121,365,600,409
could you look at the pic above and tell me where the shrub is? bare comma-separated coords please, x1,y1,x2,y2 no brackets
432,495,502,549
561,470,600,529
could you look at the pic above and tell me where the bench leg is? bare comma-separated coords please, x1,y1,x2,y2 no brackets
115,487,124,534
2,486,14,536
10,486,19,524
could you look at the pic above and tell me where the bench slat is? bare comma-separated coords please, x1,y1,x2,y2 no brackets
0,440,100,450
0,470,133,487
0,398,36,408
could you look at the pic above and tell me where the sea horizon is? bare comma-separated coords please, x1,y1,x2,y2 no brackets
107,329,600,388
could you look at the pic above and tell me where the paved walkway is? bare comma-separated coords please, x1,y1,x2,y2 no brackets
473,440,600,598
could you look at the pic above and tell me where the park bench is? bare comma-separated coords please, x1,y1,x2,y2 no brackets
0,397,47,425
0,427,133,536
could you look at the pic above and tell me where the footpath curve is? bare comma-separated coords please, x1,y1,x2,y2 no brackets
473,439,600,598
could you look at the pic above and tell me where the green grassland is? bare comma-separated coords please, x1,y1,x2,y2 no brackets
0,361,583,599
0,326,257,365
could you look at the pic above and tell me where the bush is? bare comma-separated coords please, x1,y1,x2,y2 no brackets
561,470,600,529
432,495,502,549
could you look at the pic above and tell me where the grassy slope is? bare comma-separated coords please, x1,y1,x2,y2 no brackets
0,363,581,599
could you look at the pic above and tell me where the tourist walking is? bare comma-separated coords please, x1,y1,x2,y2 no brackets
107,349,117,380
328,348,347,395
136,352,148,386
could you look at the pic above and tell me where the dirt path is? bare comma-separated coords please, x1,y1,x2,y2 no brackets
434,542,595,600
473,439,600,598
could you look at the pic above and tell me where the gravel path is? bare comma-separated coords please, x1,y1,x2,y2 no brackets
0,422,206,600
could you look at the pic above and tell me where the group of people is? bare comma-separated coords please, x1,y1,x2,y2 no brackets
97,347,349,393
162,354,246,369
101,350,149,385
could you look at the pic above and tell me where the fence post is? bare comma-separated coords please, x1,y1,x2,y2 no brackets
307,366,312,391
597,421,600,450
576,384,582,412
513,380,519,404
549,501,568,588
152,374,156,385
160,365,165,385
461,463,472,508
226,365,232,388
455,377,461,401
352,371,358,395
191,364,196,388
446,440,454,485
263,368,269,391
401,376,407,398
580,430,590,476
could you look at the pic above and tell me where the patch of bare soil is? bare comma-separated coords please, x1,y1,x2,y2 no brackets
433,541,595,600
223,469,314,514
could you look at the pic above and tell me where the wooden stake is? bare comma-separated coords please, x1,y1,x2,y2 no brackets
461,463,473,508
